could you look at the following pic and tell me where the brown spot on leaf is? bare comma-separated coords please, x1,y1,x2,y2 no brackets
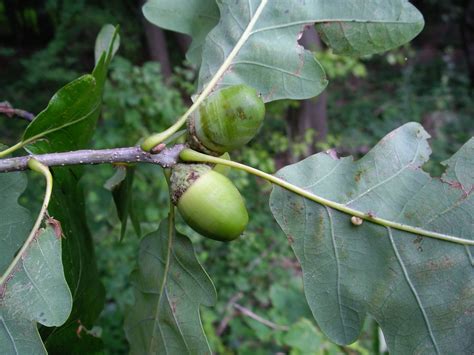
33,228,42,241
441,178,472,198
171,299,178,314
446,180,463,190
47,217,65,239
367,211,376,219
428,256,454,271
355,171,362,183
413,236,423,252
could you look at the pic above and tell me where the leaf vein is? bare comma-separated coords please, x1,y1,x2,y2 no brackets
251,19,421,36
171,248,209,299
326,207,348,340
231,60,318,81
387,227,440,354
165,287,191,353
345,138,421,206
0,315,19,354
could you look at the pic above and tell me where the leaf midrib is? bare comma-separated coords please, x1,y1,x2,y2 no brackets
251,19,421,36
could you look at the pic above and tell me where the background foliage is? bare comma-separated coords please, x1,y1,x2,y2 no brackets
0,0,473,353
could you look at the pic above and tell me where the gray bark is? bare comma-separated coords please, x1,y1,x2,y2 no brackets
0,145,185,173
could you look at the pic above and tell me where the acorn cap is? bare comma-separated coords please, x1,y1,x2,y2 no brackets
170,164,211,204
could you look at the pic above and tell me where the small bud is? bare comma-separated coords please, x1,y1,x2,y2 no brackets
151,143,166,154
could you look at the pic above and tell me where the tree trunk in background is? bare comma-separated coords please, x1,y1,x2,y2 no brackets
175,34,191,56
462,0,474,87
140,0,172,80
285,27,328,163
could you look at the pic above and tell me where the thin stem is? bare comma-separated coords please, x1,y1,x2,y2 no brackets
0,145,186,173
0,100,102,158
0,142,25,158
0,159,53,286
233,303,289,331
180,149,474,247
150,171,175,348
141,115,188,152
140,0,269,152
0,102,35,122
217,292,244,336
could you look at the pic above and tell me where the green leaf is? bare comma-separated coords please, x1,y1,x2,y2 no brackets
43,322,103,355
33,28,119,352
124,218,217,354
27,26,119,154
143,0,219,66
270,123,473,354
0,226,72,354
22,75,99,148
95,24,120,66
104,165,141,240
269,281,312,324
315,0,425,57
40,171,106,352
93,25,120,91
0,171,31,275
195,0,424,101
282,319,324,354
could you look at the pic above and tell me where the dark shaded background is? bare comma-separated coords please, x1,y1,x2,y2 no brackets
1,1,473,353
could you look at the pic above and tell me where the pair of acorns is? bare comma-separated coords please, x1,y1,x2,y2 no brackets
171,85,265,242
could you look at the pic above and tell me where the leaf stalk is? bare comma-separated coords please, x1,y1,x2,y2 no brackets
179,148,474,247
0,159,53,287
140,0,269,151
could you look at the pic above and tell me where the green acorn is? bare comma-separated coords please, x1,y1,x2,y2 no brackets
188,85,265,155
170,164,248,242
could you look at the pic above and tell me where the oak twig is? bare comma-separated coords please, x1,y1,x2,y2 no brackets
0,144,186,173
217,292,244,336
0,101,35,122
233,303,289,331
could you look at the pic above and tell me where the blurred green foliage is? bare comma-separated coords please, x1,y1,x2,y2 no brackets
326,46,473,175
316,49,367,79
1,1,473,353
99,56,185,147
0,0,143,115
